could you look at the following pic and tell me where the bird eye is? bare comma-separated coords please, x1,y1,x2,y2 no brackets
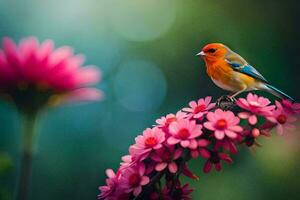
205,48,216,53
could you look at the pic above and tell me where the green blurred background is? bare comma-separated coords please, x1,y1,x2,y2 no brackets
1,0,300,199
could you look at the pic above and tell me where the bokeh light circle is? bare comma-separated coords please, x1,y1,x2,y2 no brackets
113,60,167,112
105,0,177,41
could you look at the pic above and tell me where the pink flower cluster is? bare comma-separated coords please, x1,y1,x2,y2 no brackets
98,94,299,200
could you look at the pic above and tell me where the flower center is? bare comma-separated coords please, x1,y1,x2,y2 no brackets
194,104,206,113
144,137,158,148
161,151,172,161
128,173,141,187
178,128,190,139
166,117,177,125
215,119,227,130
277,114,287,124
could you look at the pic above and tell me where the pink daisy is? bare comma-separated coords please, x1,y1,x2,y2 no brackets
98,169,120,200
119,155,133,170
237,93,275,125
129,127,165,160
267,101,297,135
0,37,102,113
204,109,243,140
150,145,182,173
182,96,215,119
167,119,202,149
119,164,150,197
97,169,132,200
155,111,187,134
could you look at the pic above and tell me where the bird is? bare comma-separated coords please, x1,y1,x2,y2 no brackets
196,43,294,101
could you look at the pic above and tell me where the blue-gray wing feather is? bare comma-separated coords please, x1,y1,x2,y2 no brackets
225,59,268,83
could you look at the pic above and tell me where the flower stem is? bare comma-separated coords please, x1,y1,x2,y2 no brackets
15,112,38,200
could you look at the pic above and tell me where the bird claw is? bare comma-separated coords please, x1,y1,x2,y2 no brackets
216,95,236,110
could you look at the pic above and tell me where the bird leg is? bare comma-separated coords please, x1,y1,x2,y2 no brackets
230,88,247,99
216,95,236,110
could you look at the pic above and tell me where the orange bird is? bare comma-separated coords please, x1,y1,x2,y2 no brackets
197,43,294,101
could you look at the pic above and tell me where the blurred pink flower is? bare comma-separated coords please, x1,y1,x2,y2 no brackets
129,127,165,160
182,96,215,119
151,145,182,173
204,109,242,140
167,119,202,149
0,37,102,112
237,93,275,125
203,151,232,173
267,101,297,135
120,164,150,197
281,99,300,115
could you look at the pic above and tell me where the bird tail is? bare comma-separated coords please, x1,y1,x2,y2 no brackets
263,83,294,102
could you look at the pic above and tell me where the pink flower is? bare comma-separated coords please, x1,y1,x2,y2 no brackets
176,184,193,200
155,111,187,135
135,127,165,150
119,155,133,170
160,184,193,200
151,145,182,173
204,109,243,140
190,139,210,159
0,37,102,112
97,169,131,200
215,138,238,154
267,101,297,135
120,164,150,197
203,151,232,173
237,93,275,125
129,127,165,160
98,169,120,200
167,119,202,149
182,96,215,119
281,99,300,115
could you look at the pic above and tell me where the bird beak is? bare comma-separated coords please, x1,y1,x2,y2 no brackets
196,51,205,56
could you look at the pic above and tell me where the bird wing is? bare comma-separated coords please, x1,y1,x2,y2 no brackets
225,52,268,83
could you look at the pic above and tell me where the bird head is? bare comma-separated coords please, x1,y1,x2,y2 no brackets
196,43,229,62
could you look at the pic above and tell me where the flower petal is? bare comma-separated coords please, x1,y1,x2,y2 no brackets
167,137,180,145
203,160,212,173
215,130,225,140
140,176,150,185
155,162,168,171
180,140,190,148
168,162,178,173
